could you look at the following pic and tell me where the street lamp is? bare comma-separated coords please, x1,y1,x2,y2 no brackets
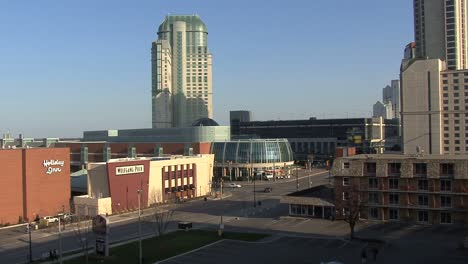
296,165,299,191
58,206,63,264
137,189,143,264
28,221,32,263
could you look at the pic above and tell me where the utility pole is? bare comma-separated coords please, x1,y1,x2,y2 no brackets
228,160,232,182
28,222,32,263
253,165,256,208
273,158,276,182
296,166,299,191
219,178,224,237
58,217,63,264
137,189,143,264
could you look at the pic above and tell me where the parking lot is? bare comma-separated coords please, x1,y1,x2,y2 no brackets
160,236,366,264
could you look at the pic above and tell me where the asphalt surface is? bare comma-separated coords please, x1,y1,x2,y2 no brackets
0,169,329,264
3,168,468,264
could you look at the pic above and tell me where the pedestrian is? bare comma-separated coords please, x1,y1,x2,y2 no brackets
371,247,378,261
361,249,367,264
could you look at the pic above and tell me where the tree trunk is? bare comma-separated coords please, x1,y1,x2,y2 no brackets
350,223,355,240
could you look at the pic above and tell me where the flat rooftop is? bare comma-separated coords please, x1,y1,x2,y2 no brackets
286,184,334,199
339,154,468,161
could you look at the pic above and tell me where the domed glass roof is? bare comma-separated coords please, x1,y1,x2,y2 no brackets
158,15,208,33
191,118,219,127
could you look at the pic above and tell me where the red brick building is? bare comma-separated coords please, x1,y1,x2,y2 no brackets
0,148,70,224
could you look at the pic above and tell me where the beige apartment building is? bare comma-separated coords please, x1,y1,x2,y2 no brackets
151,15,213,128
333,154,468,225
401,59,468,155
74,154,214,216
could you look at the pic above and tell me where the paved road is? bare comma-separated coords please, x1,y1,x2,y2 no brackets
0,170,329,264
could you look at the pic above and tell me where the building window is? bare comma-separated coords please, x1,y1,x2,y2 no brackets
342,177,350,186
418,195,429,207
389,178,399,190
368,192,379,204
440,212,452,224
387,163,401,176
389,208,399,220
415,173,426,188
413,163,427,177
441,196,452,208
418,211,429,223
369,178,378,189
389,193,399,205
441,179,452,192
343,162,350,169
369,208,379,219
365,162,377,176
342,192,350,201
440,163,454,177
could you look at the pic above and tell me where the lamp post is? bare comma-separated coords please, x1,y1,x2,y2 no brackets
228,160,232,182
296,165,299,191
58,215,63,264
253,164,256,208
219,178,224,237
28,222,32,263
137,189,143,264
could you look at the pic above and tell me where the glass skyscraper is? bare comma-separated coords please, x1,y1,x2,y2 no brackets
152,15,213,128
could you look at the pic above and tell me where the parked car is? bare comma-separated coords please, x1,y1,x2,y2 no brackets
43,216,59,223
57,213,73,221
227,183,242,188
285,174,291,179
264,187,273,193
264,174,274,180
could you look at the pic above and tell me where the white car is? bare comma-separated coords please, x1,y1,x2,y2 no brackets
227,183,242,188
43,216,59,223
285,174,291,179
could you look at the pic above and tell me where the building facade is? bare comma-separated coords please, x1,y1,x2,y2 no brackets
373,101,394,120
210,139,294,179
231,117,400,160
230,110,252,136
55,141,213,172
333,154,468,225
402,1,468,155
0,148,70,224
414,0,468,70
152,15,213,128
74,154,214,216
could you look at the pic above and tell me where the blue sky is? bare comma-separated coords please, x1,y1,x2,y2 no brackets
0,0,413,138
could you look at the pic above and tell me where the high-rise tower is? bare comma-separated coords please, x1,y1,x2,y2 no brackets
414,0,468,70
151,15,213,128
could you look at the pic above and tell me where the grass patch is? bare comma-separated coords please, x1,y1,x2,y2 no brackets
64,230,269,264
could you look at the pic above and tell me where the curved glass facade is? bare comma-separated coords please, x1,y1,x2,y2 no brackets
210,139,294,164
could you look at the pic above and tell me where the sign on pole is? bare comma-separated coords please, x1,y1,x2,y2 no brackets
93,215,109,256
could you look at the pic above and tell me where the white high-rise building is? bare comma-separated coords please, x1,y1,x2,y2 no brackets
151,15,213,128
382,80,401,120
414,0,468,70
401,1,468,155
373,101,394,119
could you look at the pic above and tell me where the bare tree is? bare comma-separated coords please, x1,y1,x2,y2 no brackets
148,189,175,236
72,214,93,264
343,190,365,240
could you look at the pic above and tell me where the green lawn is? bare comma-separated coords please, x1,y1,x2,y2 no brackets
65,230,269,264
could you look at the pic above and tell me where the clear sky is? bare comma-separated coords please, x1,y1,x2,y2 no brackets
0,0,413,138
